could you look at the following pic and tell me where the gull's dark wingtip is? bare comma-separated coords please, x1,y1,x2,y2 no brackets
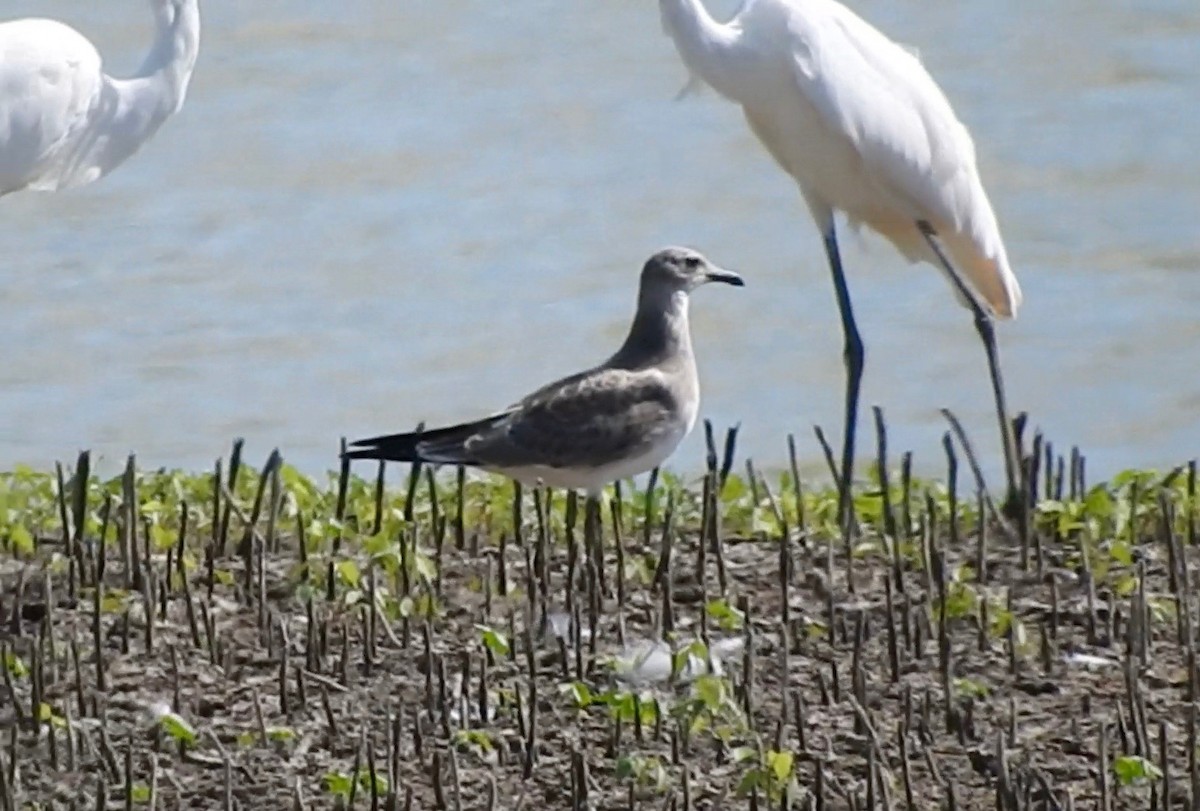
340,430,425,464
341,416,501,467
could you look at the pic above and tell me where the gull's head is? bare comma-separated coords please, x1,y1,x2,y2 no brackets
642,246,744,296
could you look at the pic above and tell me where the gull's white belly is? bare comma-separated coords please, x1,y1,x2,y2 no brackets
482,414,694,495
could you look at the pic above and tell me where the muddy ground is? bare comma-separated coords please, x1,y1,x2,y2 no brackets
0,457,1197,810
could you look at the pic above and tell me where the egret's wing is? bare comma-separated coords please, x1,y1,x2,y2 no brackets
784,5,980,220
463,367,680,471
783,4,1018,316
0,19,102,190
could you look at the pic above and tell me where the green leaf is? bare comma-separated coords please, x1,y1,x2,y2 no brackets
705,599,745,631
129,783,152,803
8,524,34,555
357,768,389,795
150,523,176,552
1109,540,1134,567
3,652,28,679
336,559,361,588
362,532,393,558
694,674,724,710
413,552,438,583
736,770,763,796
731,745,758,763
100,590,130,614
454,729,494,753
768,750,795,783
560,681,592,708
1083,486,1114,518
159,711,198,746
942,581,979,621
415,592,438,618
1114,573,1138,598
397,596,415,618
953,677,990,698
1112,755,1162,786
475,625,510,657
323,772,354,799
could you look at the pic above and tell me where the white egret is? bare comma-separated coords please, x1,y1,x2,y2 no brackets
659,0,1022,524
0,0,201,196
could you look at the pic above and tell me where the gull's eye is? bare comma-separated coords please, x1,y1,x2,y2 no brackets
684,256,701,269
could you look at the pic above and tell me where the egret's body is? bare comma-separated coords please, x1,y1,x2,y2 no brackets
0,0,200,196
659,0,1022,518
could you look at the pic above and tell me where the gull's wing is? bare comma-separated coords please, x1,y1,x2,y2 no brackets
431,366,681,472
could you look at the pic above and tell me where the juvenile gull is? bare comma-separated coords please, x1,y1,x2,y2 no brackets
343,247,744,495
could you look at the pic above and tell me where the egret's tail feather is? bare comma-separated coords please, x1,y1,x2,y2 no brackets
939,229,1021,320
874,215,1021,321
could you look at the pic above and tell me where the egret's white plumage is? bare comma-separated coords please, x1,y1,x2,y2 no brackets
659,0,1022,513
0,0,200,196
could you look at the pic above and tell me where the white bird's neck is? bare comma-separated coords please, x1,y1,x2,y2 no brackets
658,0,741,98
124,0,201,118
91,1,200,175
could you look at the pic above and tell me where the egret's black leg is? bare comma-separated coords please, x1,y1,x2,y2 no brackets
822,227,864,540
917,221,1020,510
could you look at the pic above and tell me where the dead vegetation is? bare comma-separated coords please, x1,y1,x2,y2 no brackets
0,417,1197,810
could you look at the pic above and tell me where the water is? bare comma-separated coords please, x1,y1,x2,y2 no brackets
0,0,1197,487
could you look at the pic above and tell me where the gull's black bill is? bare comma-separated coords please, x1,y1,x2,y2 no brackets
705,267,745,287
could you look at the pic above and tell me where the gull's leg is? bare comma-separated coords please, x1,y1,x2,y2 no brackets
584,494,606,599
821,227,864,541
917,221,1020,511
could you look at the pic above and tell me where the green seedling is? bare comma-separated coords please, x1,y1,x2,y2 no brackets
157,710,198,747
615,753,670,794
5,524,34,555
128,782,152,804
938,573,979,623
475,624,510,658
706,598,745,631
953,677,990,699
1112,755,1162,787
673,671,747,744
733,747,800,805
3,651,28,679
560,681,594,710
36,702,67,729
453,729,496,760
237,726,296,747
323,768,388,801
600,689,660,727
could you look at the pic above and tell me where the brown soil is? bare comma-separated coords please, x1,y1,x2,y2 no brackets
0,484,1195,810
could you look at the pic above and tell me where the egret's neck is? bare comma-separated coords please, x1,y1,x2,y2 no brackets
80,1,199,180
611,290,693,369
133,1,201,116
659,0,740,98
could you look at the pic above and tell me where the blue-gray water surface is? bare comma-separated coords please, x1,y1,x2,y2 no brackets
1,0,1197,489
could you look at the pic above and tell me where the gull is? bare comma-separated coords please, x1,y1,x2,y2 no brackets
343,246,744,496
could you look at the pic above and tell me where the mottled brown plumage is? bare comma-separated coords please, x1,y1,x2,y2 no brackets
344,246,744,494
